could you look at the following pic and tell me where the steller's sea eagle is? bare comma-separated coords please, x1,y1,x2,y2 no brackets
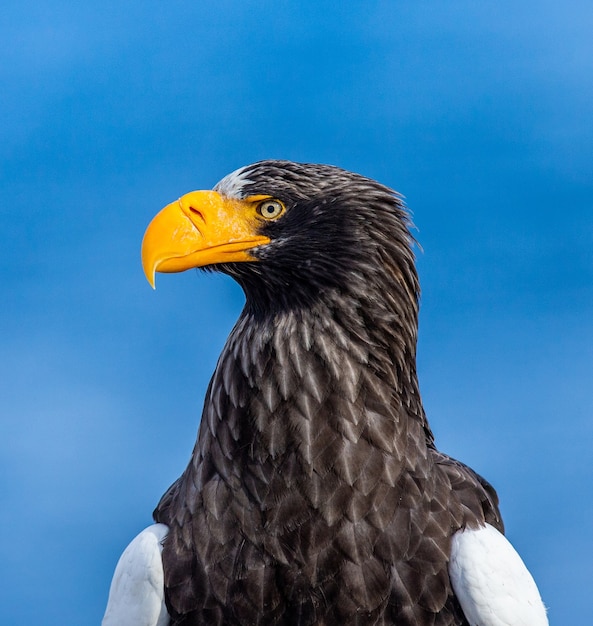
102,161,548,626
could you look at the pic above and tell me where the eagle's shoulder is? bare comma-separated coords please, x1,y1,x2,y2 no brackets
431,449,503,532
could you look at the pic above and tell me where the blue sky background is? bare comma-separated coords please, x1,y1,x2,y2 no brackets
2,1,591,623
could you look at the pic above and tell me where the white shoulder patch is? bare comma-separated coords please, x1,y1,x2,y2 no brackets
449,523,548,626
214,165,253,198
102,523,170,626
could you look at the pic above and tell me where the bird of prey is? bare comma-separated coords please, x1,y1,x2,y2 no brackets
102,161,548,626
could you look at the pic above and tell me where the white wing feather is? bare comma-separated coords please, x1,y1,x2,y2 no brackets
449,523,548,626
102,523,170,626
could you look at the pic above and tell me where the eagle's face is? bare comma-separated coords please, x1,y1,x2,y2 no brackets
142,160,416,312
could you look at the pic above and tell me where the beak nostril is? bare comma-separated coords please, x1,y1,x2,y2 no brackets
188,206,205,222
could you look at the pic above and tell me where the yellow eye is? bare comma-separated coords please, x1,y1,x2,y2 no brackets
257,199,285,220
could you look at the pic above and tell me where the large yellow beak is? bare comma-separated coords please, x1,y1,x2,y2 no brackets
141,190,271,288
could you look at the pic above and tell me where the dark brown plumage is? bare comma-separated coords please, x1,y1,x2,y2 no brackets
151,161,502,625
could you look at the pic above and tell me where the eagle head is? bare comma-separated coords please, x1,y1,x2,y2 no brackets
141,160,419,316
